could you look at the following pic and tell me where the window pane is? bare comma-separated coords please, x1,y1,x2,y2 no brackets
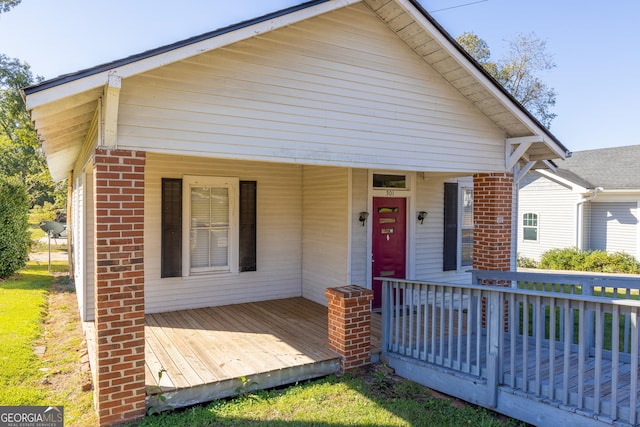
191,187,211,227
209,229,228,267
190,185,229,270
209,188,229,225
190,229,211,268
523,227,538,241
461,188,473,227
373,174,406,189
461,229,473,266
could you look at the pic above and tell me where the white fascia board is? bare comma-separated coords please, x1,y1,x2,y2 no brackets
536,169,588,193
26,0,360,111
394,0,566,160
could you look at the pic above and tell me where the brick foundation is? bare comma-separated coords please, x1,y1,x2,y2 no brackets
93,148,146,426
326,285,374,372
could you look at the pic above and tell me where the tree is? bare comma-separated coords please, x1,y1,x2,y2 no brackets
0,54,61,207
0,176,30,278
0,0,20,13
457,32,557,128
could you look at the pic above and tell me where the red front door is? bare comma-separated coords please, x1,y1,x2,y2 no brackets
372,197,407,309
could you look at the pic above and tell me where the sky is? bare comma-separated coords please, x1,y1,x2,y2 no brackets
0,0,638,153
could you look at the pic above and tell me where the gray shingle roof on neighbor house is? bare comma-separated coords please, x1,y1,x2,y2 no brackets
554,145,640,190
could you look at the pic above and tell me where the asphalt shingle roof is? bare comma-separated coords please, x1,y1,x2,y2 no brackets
555,145,640,190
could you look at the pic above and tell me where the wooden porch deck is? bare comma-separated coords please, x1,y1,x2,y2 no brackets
144,297,381,409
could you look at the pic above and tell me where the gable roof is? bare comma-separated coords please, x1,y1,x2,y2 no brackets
23,0,569,181
554,145,640,190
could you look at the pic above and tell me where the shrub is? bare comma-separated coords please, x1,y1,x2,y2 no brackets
0,176,30,278
28,201,58,224
539,247,640,274
517,254,538,268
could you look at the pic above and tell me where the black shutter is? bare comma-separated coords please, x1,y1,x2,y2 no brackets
239,181,257,272
443,182,458,271
161,178,182,278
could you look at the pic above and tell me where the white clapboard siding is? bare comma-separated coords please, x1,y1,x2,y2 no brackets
72,167,95,322
414,174,473,284
517,172,579,261
302,166,350,305
144,153,306,313
590,202,638,257
116,3,505,173
350,169,369,287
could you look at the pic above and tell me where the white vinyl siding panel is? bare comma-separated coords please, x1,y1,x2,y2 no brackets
589,202,638,257
350,169,368,287
302,166,350,305
144,153,303,313
517,173,580,261
117,4,505,173
414,174,473,284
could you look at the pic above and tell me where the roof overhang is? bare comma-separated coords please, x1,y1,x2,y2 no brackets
24,0,570,182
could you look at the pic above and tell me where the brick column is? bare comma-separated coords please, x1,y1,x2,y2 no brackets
93,148,146,426
326,285,374,372
473,172,513,271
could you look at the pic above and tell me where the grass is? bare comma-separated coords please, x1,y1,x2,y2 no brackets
138,367,525,427
0,262,51,405
0,260,96,426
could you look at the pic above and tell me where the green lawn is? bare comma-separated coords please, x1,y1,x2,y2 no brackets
139,369,525,427
0,263,51,405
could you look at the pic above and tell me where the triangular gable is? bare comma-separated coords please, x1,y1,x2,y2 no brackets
24,0,569,181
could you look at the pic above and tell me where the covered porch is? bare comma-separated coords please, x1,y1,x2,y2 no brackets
143,297,382,409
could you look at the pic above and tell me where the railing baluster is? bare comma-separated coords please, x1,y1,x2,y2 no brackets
439,286,445,364
594,302,602,415
465,289,473,374
611,304,619,421
549,297,556,401
630,308,638,426
447,286,454,368
475,289,482,377
522,294,529,393
408,283,414,358
401,282,407,355
578,301,585,409
394,283,400,353
457,287,463,370
510,293,516,388
535,295,542,396
430,284,436,364
563,299,571,406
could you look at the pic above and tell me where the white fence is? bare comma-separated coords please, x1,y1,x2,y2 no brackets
381,272,640,426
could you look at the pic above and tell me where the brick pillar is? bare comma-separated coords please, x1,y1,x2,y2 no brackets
473,172,513,271
473,173,513,329
93,148,146,426
326,285,374,372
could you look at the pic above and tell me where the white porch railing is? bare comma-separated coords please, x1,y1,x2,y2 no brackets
381,272,640,426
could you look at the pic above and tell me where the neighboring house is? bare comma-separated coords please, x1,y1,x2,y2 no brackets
518,145,640,262
23,0,568,425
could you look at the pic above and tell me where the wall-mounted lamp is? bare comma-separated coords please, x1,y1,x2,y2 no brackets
358,211,369,226
417,211,428,224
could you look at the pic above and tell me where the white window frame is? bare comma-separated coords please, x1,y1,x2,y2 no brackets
459,184,474,269
522,212,539,242
182,175,239,276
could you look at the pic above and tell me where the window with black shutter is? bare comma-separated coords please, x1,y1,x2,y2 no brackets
161,178,182,278
443,182,458,271
239,181,257,272
161,177,257,277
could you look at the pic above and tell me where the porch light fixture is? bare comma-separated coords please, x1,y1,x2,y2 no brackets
358,211,369,226
417,211,428,224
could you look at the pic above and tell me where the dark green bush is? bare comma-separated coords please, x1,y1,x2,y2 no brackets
539,247,640,274
0,176,30,278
